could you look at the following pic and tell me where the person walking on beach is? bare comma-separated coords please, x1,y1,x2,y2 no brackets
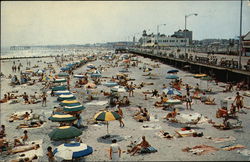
128,82,134,97
46,146,56,162
186,93,192,110
110,139,121,161
117,106,125,127
233,92,244,112
41,92,47,107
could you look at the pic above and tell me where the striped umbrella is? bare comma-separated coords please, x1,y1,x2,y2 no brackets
167,69,179,73
60,100,81,106
163,88,182,96
53,78,67,83
58,94,76,101
166,75,179,79
58,72,69,77
52,86,67,91
90,73,102,78
54,90,72,96
53,143,93,160
48,114,77,122
61,67,70,71
164,99,182,105
48,126,82,141
94,111,121,134
64,105,85,112
103,82,118,87
74,75,86,79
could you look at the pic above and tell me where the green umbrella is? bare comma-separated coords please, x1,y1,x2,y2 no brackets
64,105,85,112
52,86,67,91
53,78,67,83
48,114,77,122
58,72,69,77
49,126,82,141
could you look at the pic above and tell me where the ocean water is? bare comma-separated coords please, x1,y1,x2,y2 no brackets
0,46,112,58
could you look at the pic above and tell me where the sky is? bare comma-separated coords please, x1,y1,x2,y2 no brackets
1,1,250,47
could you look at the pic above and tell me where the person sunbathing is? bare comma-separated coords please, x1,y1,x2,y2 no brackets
0,94,8,103
9,112,30,121
17,121,44,129
9,144,40,154
11,154,38,162
204,97,216,105
165,108,178,120
14,130,28,146
159,130,174,139
129,136,151,156
154,97,166,107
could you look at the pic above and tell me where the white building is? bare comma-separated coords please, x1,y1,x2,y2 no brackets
141,34,189,47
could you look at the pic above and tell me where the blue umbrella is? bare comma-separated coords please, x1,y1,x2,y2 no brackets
103,82,118,87
91,73,102,78
166,75,179,79
163,88,182,96
61,67,70,71
167,69,179,73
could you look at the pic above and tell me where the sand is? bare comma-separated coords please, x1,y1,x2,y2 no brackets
1,52,250,161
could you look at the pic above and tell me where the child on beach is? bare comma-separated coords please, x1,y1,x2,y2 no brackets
47,146,56,162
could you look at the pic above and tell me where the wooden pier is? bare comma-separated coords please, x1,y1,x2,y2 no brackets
128,48,250,87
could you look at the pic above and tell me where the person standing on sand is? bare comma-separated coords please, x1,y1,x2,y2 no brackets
46,146,56,162
128,82,134,97
41,92,47,107
186,93,192,110
67,76,70,90
110,139,121,161
233,92,244,112
117,106,125,127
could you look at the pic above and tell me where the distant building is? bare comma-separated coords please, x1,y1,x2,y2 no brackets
140,30,189,47
172,29,193,44
242,31,250,56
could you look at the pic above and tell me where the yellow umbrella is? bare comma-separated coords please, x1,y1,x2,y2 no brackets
193,74,207,78
61,100,79,104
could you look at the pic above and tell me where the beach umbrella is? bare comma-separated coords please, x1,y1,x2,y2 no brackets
60,102,82,107
48,114,77,122
90,73,102,78
58,72,69,77
54,90,71,96
167,69,179,73
94,111,121,134
35,69,44,74
87,64,95,69
53,78,67,83
162,88,182,96
61,67,70,71
193,74,207,78
74,75,86,79
48,126,82,141
53,143,93,160
103,82,118,87
111,86,126,93
64,105,85,112
164,99,182,105
58,94,76,101
85,83,96,89
166,75,179,79
52,86,67,91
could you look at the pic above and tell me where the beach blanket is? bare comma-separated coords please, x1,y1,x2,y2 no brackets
174,113,203,124
222,144,246,151
86,100,108,106
182,145,219,155
206,136,236,143
141,124,162,130
175,129,196,137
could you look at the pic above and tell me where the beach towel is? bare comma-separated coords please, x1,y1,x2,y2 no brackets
86,100,108,106
222,144,246,151
182,145,219,155
206,136,236,143
15,140,43,160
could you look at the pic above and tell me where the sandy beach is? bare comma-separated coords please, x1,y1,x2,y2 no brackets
1,51,250,161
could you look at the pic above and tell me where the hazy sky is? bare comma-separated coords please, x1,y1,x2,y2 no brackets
1,1,250,47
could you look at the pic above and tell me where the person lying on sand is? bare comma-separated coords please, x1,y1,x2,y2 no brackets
9,112,31,122
154,97,168,107
0,94,8,103
17,121,44,129
159,130,174,139
11,154,38,162
134,108,150,122
164,108,178,120
129,136,151,156
9,144,40,154
14,130,28,147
